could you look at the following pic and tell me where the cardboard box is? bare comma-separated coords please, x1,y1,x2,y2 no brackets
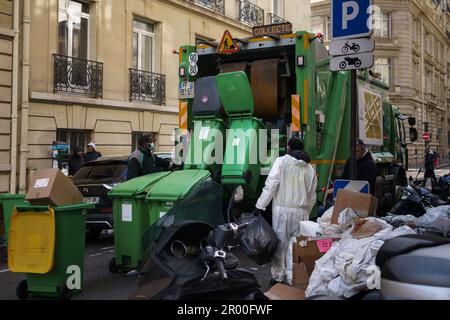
26,169,83,206
292,236,339,290
265,284,305,300
332,189,378,225
351,218,383,239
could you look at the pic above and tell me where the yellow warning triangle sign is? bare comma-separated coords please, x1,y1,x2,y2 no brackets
218,30,240,54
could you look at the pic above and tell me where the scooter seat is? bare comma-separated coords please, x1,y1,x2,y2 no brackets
382,246,450,287
377,235,450,288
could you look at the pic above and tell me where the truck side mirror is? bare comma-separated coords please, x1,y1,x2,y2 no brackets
408,117,416,127
410,128,418,142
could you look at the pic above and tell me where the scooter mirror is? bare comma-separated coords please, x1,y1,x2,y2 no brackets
233,186,244,203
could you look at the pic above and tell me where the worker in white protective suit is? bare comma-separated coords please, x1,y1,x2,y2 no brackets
253,137,317,286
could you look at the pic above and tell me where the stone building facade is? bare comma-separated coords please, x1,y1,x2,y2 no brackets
0,0,310,193
311,0,449,165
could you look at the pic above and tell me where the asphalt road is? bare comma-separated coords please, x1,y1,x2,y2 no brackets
0,233,271,300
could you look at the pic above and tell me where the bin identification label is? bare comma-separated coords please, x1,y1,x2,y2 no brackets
34,178,50,188
199,127,210,140
122,203,132,222
316,239,334,253
232,138,240,146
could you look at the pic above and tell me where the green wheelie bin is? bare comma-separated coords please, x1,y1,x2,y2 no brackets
8,203,94,300
146,170,211,224
107,172,170,273
0,194,29,263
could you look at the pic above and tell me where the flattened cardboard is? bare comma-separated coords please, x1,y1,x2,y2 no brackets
332,189,378,225
351,218,383,239
26,169,83,206
265,284,305,300
292,236,340,290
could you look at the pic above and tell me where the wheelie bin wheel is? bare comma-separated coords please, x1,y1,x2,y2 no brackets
109,257,120,274
16,280,29,300
58,284,73,300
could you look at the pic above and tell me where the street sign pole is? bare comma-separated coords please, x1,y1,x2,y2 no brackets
350,69,358,180
331,0,374,179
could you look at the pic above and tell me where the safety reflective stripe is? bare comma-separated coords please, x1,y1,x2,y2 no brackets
304,33,309,49
303,79,308,124
291,95,301,132
179,101,188,134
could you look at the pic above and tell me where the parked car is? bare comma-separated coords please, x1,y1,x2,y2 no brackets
73,155,128,239
73,152,176,239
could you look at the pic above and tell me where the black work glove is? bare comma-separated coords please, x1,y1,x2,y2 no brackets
253,208,265,217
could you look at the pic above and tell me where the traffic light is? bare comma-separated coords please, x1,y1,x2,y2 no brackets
424,122,429,133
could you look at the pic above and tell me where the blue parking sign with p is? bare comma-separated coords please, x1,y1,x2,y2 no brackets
332,0,373,40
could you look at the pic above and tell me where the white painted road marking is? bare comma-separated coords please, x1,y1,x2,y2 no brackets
0,269,10,274
101,246,115,250
89,250,114,258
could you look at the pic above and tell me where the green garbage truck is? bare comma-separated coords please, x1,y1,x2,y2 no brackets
176,28,418,217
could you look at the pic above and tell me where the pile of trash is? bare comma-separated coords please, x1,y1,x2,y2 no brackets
383,205,450,237
296,207,416,299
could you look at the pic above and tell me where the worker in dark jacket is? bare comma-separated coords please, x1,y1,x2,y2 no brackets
69,146,85,176
341,140,378,195
127,135,173,180
84,142,102,162
424,147,437,183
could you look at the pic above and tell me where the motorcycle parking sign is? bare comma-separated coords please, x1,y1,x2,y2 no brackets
330,52,374,71
330,0,375,72
329,38,375,57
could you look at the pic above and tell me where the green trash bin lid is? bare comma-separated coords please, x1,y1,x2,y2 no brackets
0,194,26,200
108,172,171,198
15,203,96,213
216,71,254,116
146,170,210,202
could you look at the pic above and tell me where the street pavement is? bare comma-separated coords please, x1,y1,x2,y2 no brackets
0,233,271,300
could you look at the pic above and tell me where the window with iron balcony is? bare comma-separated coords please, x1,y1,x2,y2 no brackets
238,0,265,27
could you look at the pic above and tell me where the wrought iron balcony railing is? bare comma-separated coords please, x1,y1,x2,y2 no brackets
239,0,264,26
130,69,166,105
53,54,103,98
267,13,288,24
183,0,225,15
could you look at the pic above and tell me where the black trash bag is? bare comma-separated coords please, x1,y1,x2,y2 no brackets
238,213,278,265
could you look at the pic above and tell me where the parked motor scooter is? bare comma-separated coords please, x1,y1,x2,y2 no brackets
389,175,447,217
128,186,268,300
128,219,267,300
308,234,450,300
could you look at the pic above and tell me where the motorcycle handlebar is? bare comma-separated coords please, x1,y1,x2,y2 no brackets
215,258,227,280
230,222,248,233
214,250,228,280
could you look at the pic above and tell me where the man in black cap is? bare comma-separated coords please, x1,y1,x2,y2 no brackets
127,135,174,180
341,140,378,195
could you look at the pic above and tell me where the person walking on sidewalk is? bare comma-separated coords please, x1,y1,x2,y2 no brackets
424,147,437,183
84,142,102,162
253,137,317,286
69,146,85,176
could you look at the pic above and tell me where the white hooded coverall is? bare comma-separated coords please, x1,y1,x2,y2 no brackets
256,154,317,284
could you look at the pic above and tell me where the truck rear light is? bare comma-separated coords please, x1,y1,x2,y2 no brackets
297,56,305,67
179,67,186,77
100,207,113,214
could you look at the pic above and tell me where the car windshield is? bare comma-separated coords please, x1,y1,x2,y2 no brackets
73,162,127,184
